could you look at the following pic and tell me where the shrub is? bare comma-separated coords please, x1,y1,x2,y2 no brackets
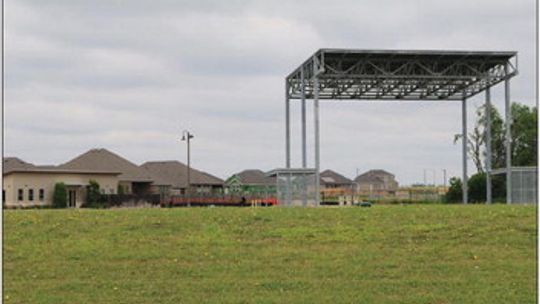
52,183,67,208
444,177,462,203
84,180,105,208
468,172,507,203
467,173,486,203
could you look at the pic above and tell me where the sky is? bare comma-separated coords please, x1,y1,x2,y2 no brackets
4,0,537,185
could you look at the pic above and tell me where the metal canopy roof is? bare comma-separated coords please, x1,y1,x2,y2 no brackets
286,49,517,101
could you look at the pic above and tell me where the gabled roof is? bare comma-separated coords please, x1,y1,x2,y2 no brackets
320,169,353,185
141,161,223,188
355,169,395,183
59,148,153,182
228,169,275,186
3,157,35,173
3,157,120,175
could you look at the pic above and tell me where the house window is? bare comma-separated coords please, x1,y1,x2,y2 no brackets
2,190,5,203
18,189,23,201
28,189,34,201
39,189,45,201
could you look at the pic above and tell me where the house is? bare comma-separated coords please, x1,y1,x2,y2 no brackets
140,161,224,195
225,169,276,195
59,148,154,195
320,169,354,189
354,169,399,192
3,157,120,208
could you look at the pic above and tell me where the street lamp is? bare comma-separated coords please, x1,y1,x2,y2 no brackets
181,130,194,198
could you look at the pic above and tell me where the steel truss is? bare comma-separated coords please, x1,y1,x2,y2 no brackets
287,49,516,101
285,49,518,205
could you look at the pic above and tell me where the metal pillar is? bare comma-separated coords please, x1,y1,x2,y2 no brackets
301,69,307,168
285,80,291,168
485,88,492,204
301,69,307,207
504,64,512,204
462,98,468,204
314,77,320,206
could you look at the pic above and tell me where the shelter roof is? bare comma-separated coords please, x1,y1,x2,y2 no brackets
286,49,517,101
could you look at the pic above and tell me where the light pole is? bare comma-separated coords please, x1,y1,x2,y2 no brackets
181,130,194,199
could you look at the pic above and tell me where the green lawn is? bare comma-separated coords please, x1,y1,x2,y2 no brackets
3,205,537,303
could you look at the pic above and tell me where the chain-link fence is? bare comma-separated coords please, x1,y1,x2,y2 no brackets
492,167,537,204
510,167,537,204
267,168,317,207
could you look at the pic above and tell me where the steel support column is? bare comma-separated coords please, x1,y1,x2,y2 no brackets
301,69,307,168
462,98,468,204
314,77,321,206
485,87,492,204
301,70,307,207
285,80,291,169
504,64,512,204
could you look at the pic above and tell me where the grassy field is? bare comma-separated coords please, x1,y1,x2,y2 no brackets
3,205,537,303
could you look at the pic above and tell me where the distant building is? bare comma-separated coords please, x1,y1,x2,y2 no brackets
320,169,354,189
3,157,120,208
354,169,399,192
141,161,224,195
59,148,154,195
225,169,276,195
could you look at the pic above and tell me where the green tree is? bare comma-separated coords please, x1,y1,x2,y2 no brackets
467,172,506,203
85,180,102,208
455,102,537,172
467,173,486,203
444,177,462,203
52,182,67,208
445,174,506,203
511,103,537,166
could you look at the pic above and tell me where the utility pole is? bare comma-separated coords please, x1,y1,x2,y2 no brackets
443,169,447,188
181,130,194,205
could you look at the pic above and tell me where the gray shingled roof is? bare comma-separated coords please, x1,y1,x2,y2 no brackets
320,169,353,186
59,148,153,182
3,157,35,174
229,169,275,186
141,161,223,188
354,169,394,183
3,157,120,175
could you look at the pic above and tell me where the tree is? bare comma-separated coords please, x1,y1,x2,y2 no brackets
444,177,462,203
117,184,125,195
445,174,507,203
52,182,67,208
511,103,537,166
85,180,102,208
467,173,486,203
454,102,537,172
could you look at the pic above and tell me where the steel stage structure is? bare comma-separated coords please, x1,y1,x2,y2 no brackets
285,49,518,205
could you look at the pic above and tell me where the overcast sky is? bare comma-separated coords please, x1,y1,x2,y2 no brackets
4,0,537,184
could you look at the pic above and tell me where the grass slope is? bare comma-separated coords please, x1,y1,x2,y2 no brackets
3,205,537,303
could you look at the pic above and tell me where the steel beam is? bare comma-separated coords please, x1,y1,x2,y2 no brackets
505,64,512,204
301,69,307,168
485,87,492,204
462,98,468,204
314,76,321,206
285,80,291,169
301,69,307,207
